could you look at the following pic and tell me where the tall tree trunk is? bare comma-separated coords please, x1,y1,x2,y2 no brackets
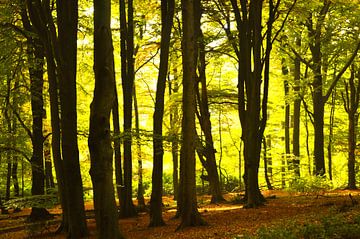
194,0,224,203
113,87,124,208
292,36,301,177
133,86,145,209
177,0,206,229
89,0,124,237
168,69,180,201
57,0,88,236
44,135,54,191
263,137,273,190
327,89,336,181
282,59,290,186
342,65,360,189
119,0,137,218
28,38,49,221
150,0,175,227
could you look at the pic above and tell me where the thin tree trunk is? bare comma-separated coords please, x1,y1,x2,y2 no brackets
119,0,137,218
150,0,175,226
133,86,145,209
292,36,301,177
113,87,124,208
194,0,224,203
168,70,180,201
263,137,273,190
328,89,336,181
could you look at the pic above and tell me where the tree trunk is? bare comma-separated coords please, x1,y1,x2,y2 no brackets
113,87,124,208
263,137,273,190
283,59,290,186
328,90,336,181
133,86,145,209
89,0,124,237
27,38,49,221
57,0,88,236
168,71,180,201
177,0,206,229
292,36,301,177
150,0,175,227
342,65,360,189
194,0,224,203
44,136,54,191
119,0,137,218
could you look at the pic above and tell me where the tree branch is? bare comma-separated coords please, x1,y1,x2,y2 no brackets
324,41,360,101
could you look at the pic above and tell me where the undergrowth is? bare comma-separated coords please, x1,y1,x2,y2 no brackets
238,211,360,239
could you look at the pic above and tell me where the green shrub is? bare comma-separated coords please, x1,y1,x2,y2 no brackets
287,176,333,194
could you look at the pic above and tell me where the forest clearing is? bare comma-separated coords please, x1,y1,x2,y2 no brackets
1,190,360,238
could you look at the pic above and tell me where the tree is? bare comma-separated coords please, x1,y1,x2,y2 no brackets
88,0,124,237
24,0,88,234
119,0,137,218
342,64,360,189
194,0,224,203
56,0,88,236
177,0,206,229
150,0,175,227
290,0,360,175
19,5,49,219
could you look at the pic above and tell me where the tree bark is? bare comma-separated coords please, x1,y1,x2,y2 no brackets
89,0,124,237
177,0,206,229
150,0,175,227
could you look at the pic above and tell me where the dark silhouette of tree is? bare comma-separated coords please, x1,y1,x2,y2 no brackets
150,0,175,227
177,0,206,229
119,0,137,218
342,64,360,189
88,0,124,237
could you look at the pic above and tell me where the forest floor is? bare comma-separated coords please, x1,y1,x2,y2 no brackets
1,190,360,238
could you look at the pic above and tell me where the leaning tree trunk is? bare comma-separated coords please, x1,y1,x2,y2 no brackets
150,0,175,227
89,0,124,237
194,0,224,203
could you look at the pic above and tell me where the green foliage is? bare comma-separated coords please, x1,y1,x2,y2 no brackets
287,176,333,194
242,212,360,239
3,194,58,209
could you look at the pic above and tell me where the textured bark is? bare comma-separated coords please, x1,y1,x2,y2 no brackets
178,0,206,229
150,0,175,227
89,0,124,237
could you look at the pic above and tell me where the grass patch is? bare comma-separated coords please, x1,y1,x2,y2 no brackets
239,210,360,239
